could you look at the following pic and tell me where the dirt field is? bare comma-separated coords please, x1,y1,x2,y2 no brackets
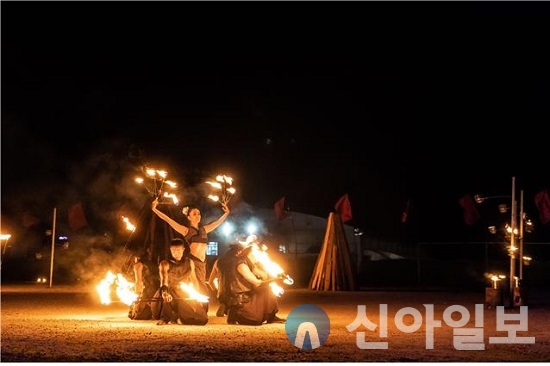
2,283,550,362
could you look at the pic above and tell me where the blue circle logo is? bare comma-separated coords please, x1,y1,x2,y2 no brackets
285,304,330,350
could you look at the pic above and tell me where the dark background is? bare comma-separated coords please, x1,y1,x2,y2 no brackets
3,2,550,247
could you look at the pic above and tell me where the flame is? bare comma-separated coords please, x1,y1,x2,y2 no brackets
136,166,182,202
206,181,223,190
207,194,220,202
269,282,285,297
121,216,136,232
206,173,236,205
96,270,138,306
248,243,294,296
165,180,177,188
163,192,179,204
251,244,294,285
216,175,233,185
487,273,506,289
179,282,209,303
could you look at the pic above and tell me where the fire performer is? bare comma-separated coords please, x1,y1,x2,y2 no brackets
208,257,225,317
151,197,230,309
208,243,244,318
128,248,161,320
217,237,286,325
155,238,208,325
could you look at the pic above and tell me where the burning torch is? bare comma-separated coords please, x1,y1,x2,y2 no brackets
206,174,236,206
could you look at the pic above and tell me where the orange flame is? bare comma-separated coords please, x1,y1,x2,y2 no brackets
163,192,179,204
179,282,209,303
206,173,236,205
96,270,138,306
122,216,136,232
248,243,294,296
251,244,294,285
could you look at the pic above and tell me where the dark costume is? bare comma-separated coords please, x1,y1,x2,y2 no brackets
210,245,243,317
184,225,209,295
153,255,208,325
128,255,161,320
184,225,211,313
218,248,281,325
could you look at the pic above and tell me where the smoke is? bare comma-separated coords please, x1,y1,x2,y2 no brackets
2,122,271,283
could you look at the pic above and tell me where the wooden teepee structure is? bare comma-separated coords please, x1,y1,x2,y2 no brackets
309,212,357,291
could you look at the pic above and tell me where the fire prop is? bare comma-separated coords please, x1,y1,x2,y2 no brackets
179,282,209,303
206,174,236,206
251,244,294,285
163,192,179,204
96,270,138,306
249,242,294,297
487,273,506,289
135,166,179,199
121,216,136,232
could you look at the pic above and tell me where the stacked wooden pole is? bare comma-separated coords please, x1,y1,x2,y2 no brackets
309,212,357,291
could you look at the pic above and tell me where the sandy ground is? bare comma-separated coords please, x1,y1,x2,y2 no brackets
2,283,550,362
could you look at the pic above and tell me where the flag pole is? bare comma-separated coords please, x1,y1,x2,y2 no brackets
49,207,57,288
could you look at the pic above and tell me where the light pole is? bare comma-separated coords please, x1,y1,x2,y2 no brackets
475,176,530,303
519,189,526,281
509,177,517,296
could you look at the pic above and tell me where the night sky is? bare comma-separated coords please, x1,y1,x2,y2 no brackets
2,2,550,244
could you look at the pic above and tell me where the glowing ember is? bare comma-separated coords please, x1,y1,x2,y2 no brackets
96,270,138,306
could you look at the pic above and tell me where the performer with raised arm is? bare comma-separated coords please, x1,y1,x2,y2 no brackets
152,197,230,309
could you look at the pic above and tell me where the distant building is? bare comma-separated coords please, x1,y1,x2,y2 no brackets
207,201,357,258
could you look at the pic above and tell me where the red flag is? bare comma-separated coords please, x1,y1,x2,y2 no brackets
401,199,411,224
68,202,88,231
335,194,352,223
534,189,550,225
274,196,288,221
458,194,480,226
